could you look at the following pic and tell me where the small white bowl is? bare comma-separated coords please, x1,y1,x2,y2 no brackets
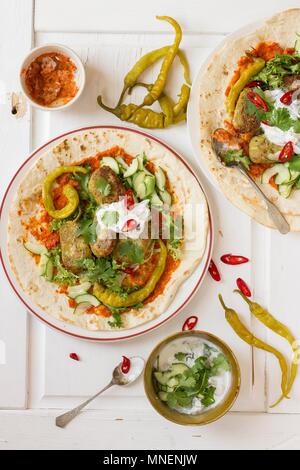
19,43,86,111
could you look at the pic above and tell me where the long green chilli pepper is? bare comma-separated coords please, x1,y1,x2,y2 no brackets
219,294,289,407
235,289,298,399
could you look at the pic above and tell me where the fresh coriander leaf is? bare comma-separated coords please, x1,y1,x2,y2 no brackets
193,356,208,371
73,167,93,201
174,391,193,408
269,107,293,131
50,219,65,232
177,375,196,389
293,119,300,133
50,248,78,286
118,240,144,264
95,176,111,196
77,219,97,244
167,239,182,261
166,392,178,409
255,54,300,89
287,155,300,171
107,311,123,328
223,149,251,170
101,210,119,227
211,353,231,374
201,386,216,407
174,352,188,362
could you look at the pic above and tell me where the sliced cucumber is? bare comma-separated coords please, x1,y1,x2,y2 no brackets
101,156,119,174
155,167,166,191
115,156,129,171
295,36,300,54
124,158,139,178
289,170,300,182
154,371,169,385
24,241,48,255
137,154,145,171
279,183,293,198
167,377,179,388
44,258,53,281
133,171,145,188
158,391,168,402
144,175,155,196
159,190,172,206
75,294,100,306
261,165,287,185
170,363,189,375
274,167,291,185
38,253,50,276
126,176,133,188
68,282,92,299
150,191,163,206
74,302,92,316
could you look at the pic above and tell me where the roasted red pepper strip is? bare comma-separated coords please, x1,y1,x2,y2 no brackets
280,90,294,105
208,259,221,282
221,254,249,265
124,189,135,210
236,278,252,297
121,356,131,374
247,91,269,112
246,80,266,89
122,219,137,232
182,316,198,331
69,353,80,361
279,141,294,162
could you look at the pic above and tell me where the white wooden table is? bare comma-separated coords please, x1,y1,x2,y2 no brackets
1,0,300,450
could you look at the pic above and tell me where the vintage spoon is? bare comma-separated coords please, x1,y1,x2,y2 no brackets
211,131,290,235
55,356,144,428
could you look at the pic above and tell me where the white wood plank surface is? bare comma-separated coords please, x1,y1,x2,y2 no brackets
1,410,300,450
0,0,33,409
1,0,300,450
35,0,300,34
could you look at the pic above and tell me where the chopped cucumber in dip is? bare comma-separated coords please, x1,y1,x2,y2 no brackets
153,337,232,414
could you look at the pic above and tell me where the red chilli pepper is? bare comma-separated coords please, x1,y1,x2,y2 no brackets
182,316,198,331
246,80,266,89
247,91,269,112
279,141,294,162
69,353,80,361
220,253,249,265
122,219,137,232
124,189,135,210
208,259,221,282
122,266,135,275
121,356,131,374
236,278,252,297
280,90,294,106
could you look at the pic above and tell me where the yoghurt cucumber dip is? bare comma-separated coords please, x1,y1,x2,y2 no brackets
153,337,232,414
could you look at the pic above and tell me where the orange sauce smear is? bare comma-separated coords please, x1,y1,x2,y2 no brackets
24,52,78,107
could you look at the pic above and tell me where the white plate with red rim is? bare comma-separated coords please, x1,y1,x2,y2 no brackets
0,126,213,342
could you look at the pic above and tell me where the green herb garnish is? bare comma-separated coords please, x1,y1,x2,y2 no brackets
118,240,144,264
95,176,111,196
50,248,78,286
223,149,251,170
101,210,119,226
255,53,300,89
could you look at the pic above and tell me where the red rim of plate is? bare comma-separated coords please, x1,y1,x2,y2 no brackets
0,125,213,342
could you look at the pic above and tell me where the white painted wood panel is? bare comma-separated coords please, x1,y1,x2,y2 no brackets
28,32,265,412
1,410,300,450
35,0,300,34
0,0,33,409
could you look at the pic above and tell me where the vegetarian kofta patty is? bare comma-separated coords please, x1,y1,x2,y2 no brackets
88,165,125,205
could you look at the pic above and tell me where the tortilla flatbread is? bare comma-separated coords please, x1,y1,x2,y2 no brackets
7,127,208,331
199,8,300,230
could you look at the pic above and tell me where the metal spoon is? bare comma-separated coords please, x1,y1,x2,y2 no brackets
211,132,290,234
55,356,144,428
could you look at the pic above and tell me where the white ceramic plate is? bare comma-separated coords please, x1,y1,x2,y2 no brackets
0,126,213,342
187,21,262,190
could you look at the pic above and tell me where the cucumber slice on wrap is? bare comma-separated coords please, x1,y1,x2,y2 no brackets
75,294,100,306
101,156,120,174
68,282,92,299
24,241,48,255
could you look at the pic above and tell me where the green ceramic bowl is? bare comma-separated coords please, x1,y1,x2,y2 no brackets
144,330,241,425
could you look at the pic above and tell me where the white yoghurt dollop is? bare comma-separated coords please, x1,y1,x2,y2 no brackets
96,198,150,240
261,122,300,154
